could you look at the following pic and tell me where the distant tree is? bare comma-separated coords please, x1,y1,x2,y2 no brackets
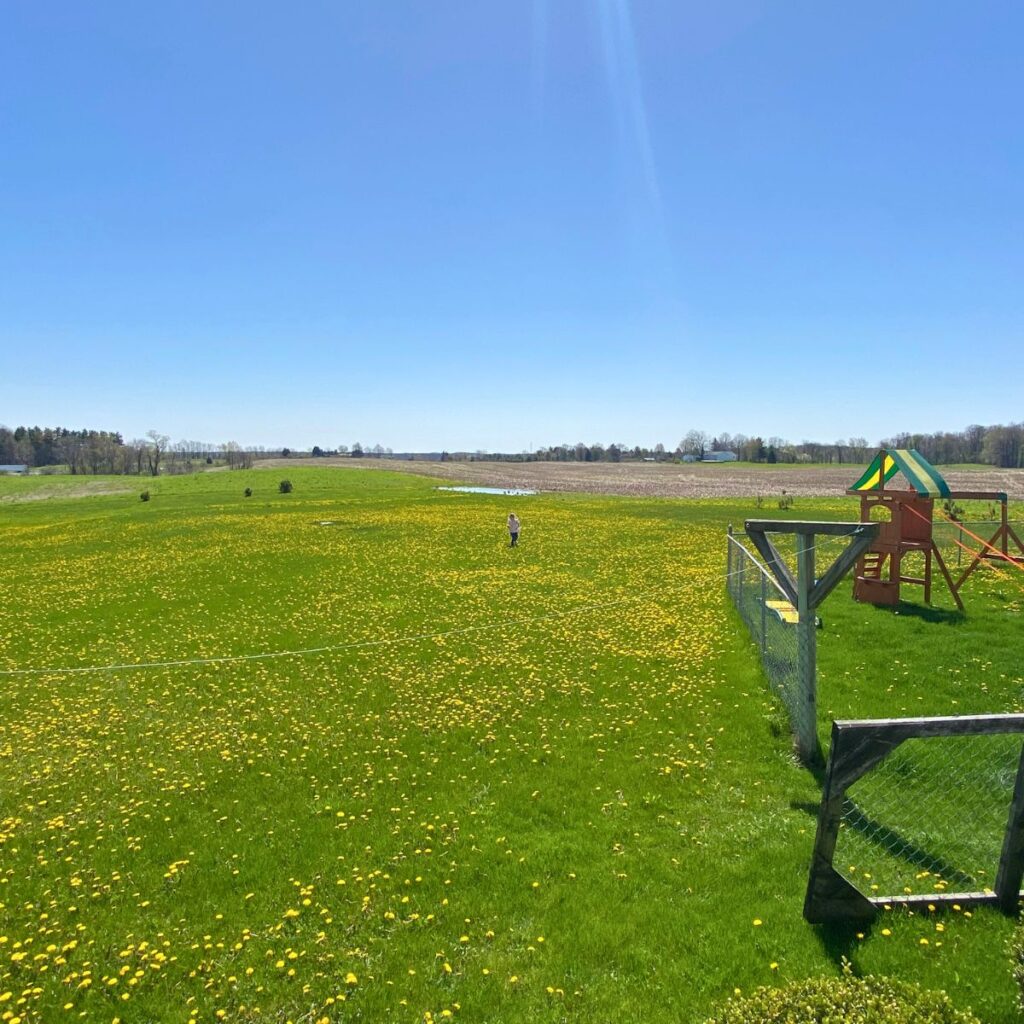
312,445,324,457
963,425,985,463
222,442,253,469
848,437,870,463
983,424,1023,467
337,445,349,455
739,436,765,462
352,442,364,458
281,447,291,458
145,431,169,476
681,430,709,460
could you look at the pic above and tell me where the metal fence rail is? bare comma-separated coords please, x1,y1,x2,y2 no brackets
726,531,805,749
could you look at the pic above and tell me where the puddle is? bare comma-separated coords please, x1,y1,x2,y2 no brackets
436,486,537,496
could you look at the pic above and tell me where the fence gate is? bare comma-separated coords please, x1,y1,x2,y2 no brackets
805,714,1024,922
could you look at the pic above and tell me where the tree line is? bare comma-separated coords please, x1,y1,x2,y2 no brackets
2,420,1022,473
0,427,268,475
476,422,1024,468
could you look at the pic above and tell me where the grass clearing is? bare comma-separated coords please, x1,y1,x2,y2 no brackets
0,468,1021,1023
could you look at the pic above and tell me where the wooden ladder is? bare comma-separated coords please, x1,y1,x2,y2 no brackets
859,552,885,579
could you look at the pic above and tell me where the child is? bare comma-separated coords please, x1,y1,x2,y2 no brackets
507,513,520,547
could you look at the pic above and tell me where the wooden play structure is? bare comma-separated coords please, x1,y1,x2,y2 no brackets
848,449,1023,611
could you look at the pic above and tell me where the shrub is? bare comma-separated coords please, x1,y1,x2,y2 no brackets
244,487,253,497
704,974,979,1024
279,480,293,494
942,498,965,521
140,490,150,502
1011,924,1024,1012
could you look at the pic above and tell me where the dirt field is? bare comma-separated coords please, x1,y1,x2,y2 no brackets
257,457,1024,500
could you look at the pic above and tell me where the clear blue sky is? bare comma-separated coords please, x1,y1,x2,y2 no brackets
2,2,1021,451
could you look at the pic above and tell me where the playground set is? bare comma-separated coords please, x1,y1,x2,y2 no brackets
728,456,1024,924
730,450,1021,762
848,448,1023,612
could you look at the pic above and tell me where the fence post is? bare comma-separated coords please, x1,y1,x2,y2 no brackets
996,740,1024,913
795,534,819,764
727,525,733,593
738,542,745,617
760,571,767,655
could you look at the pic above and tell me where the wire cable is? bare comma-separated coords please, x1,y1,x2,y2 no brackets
0,528,861,679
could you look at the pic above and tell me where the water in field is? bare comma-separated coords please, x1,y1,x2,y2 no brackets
435,485,537,496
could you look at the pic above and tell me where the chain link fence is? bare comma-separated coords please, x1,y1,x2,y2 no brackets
932,519,1024,572
726,531,806,746
837,732,1021,899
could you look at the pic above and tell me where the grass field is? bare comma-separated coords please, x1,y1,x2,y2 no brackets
0,467,1022,1023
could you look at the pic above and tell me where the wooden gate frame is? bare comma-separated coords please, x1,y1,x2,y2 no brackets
804,714,1024,923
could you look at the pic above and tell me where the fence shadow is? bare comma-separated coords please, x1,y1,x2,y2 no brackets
813,920,868,971
841,799,977,888
790,798,976,889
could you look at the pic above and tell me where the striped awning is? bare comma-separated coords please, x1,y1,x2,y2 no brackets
850,449,950,498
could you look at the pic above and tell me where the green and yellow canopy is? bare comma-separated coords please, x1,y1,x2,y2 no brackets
850,449,950,498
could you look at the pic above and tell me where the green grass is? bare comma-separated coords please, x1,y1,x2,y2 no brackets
0,468,1021,1023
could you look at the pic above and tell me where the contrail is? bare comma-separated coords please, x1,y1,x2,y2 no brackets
597,0,662,212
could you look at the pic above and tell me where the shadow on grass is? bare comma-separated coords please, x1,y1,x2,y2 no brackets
881,602,966,626
814,920,867,971
792,797,976,888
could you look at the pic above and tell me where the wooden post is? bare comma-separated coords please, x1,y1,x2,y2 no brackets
760,571,768,656
727,525,733,592
796,533,818,764
996,740,1024,914
742,521,878,765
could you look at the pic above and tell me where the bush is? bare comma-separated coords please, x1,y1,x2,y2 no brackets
1011,924,1024,1012
278,480,293,494
704,974,979,1024
244,487,253,497
140,490,150,502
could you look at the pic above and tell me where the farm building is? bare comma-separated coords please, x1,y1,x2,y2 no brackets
681,454,699,463
0,464,28,475
702,451,738,463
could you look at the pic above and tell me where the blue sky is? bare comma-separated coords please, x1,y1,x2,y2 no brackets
2,2,1021,451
